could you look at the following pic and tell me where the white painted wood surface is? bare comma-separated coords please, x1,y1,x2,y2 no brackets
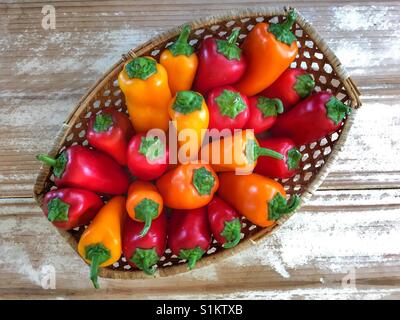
0,0,400,299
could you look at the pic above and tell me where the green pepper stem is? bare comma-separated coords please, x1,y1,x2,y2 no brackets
187,255,198,270
255,146,284,160
176,25,190,45
282,9,297,30
130,248,159,276
89,254,101,289
274,99,284,114
138,213,152,238
286,195,301,213
168,25,194,56
179,247,204,270
227,29,240,45
222,227,241,249
142,263,156,276
36,154,57,167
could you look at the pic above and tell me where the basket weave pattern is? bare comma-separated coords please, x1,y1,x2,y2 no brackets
33,7,361,279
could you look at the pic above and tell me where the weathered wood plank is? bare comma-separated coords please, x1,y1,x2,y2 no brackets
1,189,399,299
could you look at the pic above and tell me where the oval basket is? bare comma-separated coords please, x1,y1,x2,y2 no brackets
33,7,361,280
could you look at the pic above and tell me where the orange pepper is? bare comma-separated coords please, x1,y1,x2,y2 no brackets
218,172,300,227
78,196,126,288
168,90,209,162
156,163,218,209
118,56,171,132
235,9,299,96
200,130,283,174
160,25,198,96
125,181,163,238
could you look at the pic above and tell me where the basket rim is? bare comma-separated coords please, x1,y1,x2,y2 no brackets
33,6,362,280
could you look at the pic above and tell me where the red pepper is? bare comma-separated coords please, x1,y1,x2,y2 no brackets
87,110,134,165
244,96,284,134
43,188,103,230
37,145,129,195
122,210,167,275
193,29,246,95
255,137,301,179
168,207,211,270
126,133,169,181
207,85,249,132
260,68,315,111
270,91,351,146
207,196,242,249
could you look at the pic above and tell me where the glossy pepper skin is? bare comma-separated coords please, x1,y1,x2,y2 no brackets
168,207,211,270
37,145,129,195
200,130,283,174
218,173,300,227
160,25,198,96
207,196,242,249
255,137,302,179
156,163,219,209
244,96,284,134
207,85,249,133
78,196,126,289
122,210,167,275
235,9,299,96
270,91,351,146
168,90,209,162
125,181,163,238
260,68,315,111
87,110,134,165
127,133,169,181
118,56,172,133
43,188,103,230
193,29,246,95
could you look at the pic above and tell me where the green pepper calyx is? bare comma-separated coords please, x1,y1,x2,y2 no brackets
93,114,113,132
325,96,351,125
256,96,284,117
221,218,242,249
192,167,215,196
130,247,159,276
139,136,165,162
173,90,203,114
287,148,302,170
268,193,301,221
268,9,297,46
294,74,315,98
216,29,242,61
215,89,247,119
47,198,70,222
125,57,157,80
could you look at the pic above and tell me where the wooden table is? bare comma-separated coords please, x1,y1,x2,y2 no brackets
1,0,399,300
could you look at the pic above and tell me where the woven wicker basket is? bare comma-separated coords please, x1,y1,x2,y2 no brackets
33,7,361,280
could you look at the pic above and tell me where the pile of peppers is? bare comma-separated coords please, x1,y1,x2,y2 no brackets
37,9,351,289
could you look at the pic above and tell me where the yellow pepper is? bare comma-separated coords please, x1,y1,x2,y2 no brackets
118,56,172,133
78,196,126,289
160,25,198,96
168,90,209,162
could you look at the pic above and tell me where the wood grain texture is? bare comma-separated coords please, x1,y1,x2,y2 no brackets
0,0,399,299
